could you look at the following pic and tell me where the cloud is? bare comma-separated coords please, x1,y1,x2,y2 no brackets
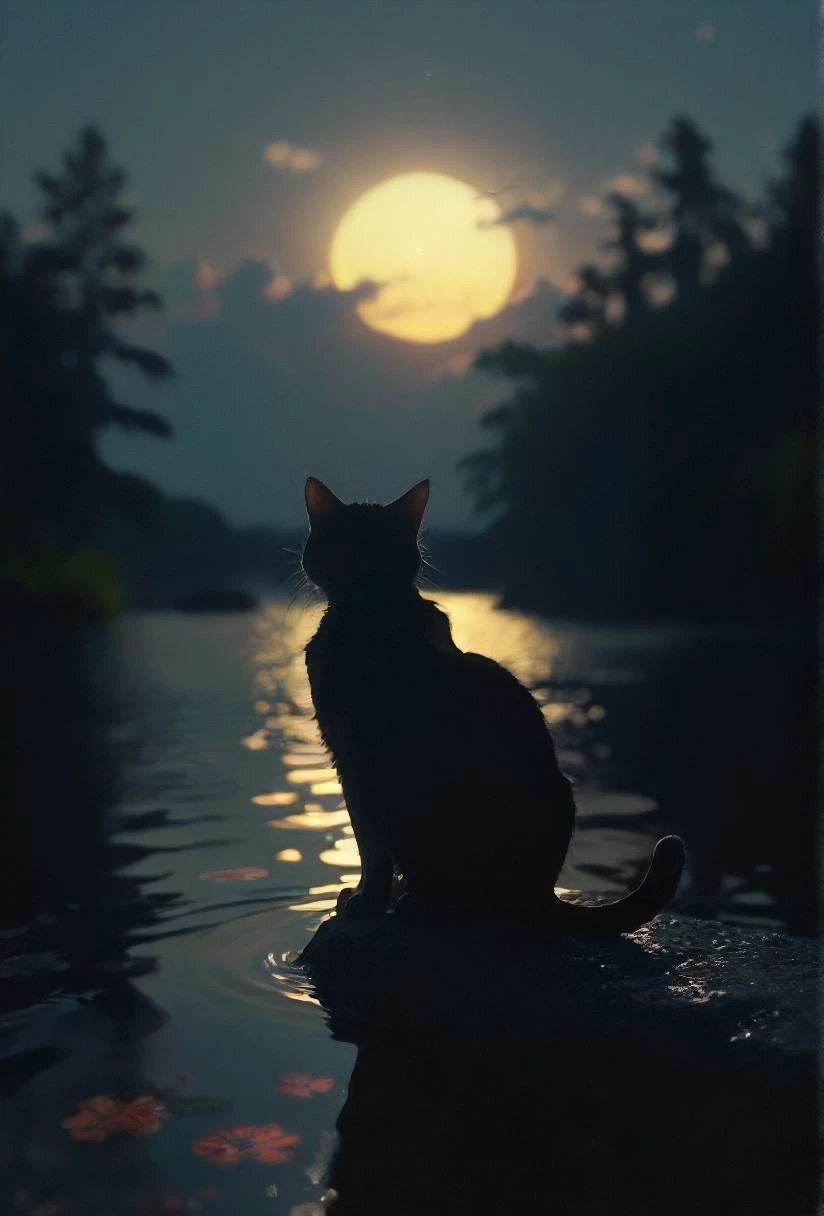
263,140,322,173
478,201,556,229
473,184,523,201
264,273,292,301
101,261,565,530
602,173,649,198
578,195,604,218
474,181,563,226
579,171,651,221
695,22,715,43
636,144,657,166
431,350,475,379
195,258,218,291
464,277,564,348
535,181,565,207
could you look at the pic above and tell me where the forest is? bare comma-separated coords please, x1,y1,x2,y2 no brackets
462,116,817,620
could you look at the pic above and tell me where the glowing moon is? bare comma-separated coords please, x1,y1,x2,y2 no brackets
329,172,518,344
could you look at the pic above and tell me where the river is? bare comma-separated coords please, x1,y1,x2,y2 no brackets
1,592,811,1214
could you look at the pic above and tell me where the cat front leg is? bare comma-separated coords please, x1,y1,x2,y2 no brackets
337,846,393,918
337,778,393,917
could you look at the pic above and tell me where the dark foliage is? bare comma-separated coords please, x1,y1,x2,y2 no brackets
462,116,817,621
0,125,171,613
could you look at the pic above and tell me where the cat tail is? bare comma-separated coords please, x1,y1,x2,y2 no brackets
551,835,686,934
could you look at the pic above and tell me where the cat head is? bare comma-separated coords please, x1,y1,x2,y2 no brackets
301,478,429,600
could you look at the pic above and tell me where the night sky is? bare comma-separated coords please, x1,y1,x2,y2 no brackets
1,1,815,527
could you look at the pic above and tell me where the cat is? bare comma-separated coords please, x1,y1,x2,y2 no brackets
302,476,685,932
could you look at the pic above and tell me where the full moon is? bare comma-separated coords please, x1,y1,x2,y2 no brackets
329,172,518,344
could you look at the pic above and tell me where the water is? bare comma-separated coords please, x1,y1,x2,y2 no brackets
1,593,813,1214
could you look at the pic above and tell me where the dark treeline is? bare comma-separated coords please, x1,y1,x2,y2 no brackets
0,126,292,612
462,116,817,621
0,126,172,616
0,130,184,975
97,493,294,608
101,494,493,608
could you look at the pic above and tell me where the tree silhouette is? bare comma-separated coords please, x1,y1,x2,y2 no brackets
1,126,172,597
600,193,659,325
557,264,611,340
461,113,815,624
654,116,750,295
765,115,817,268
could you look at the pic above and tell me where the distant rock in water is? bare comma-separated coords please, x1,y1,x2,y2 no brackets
172,587,258,613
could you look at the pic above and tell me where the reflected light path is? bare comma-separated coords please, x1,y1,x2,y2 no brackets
244,592,700,920
246,593,568,901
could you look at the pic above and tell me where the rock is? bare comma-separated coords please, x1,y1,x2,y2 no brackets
299,912,818,1215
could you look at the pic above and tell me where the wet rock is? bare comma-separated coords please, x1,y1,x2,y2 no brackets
299,912,818,1216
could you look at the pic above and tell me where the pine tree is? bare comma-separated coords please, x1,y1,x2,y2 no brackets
35,125,172,431
24,128,170,545
654,117,749,296
1,127,172,609
557,263,611,340
600,193,659,324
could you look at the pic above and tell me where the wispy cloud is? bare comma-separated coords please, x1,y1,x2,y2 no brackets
196,258,218,291
602,172,649,198
263,140,322,173
528,181,565,208
474,183,523,201
579,169,651,218
264,273,293,301
474,179,564,220
107,259,564,530
578,195,604,218
695,22,715,44
479,201,556,229
636,144,657,166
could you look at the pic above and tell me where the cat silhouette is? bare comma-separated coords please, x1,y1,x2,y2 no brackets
303,477,684,931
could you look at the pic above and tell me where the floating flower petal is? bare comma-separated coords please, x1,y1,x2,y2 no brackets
277,1074,334,1099
193,1123,299,1166
118,1095,169,1137
62,1095,124,1143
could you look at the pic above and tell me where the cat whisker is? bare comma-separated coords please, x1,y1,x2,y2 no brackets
285,578,322,622
283,567,308,589
416,573,441,594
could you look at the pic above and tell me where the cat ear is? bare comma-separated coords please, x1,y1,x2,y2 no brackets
387,479,430,530
305,477,343,525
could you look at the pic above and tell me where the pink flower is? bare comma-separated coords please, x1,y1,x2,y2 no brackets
277,1073,334,1099
192,1123,299,1165
118,1095,168,1136
62,1095,124,1143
